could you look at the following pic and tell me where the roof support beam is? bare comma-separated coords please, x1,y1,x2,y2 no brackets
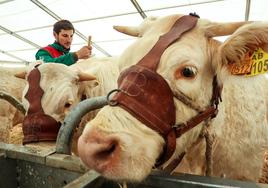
143,0,225,12
30,0,60,20
0,49,29,63
245,0,251,21
0,0,15,5
130,0,147,19
0,60,28,67
0,25,41,48
75,30,111,57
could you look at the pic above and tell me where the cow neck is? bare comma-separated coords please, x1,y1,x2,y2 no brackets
112,15,199,167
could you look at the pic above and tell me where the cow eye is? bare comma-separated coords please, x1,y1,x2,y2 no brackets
64,103,71,108
181,66,197,78
64,101,73,109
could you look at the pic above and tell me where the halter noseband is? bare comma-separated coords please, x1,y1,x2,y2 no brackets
22,65,61,144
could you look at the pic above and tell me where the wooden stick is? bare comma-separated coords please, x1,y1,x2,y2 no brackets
88,36,92,47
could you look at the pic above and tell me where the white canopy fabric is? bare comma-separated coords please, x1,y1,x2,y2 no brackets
0,0,267,67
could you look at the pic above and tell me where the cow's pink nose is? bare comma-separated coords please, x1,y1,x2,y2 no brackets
78,130,120,172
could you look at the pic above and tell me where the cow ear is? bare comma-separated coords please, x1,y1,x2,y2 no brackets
217,22,268,67
205,21,251,37
14,71,27,79
78,72,96,82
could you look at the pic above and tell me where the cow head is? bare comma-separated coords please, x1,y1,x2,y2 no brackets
18,63,96,122
78,14,268,182
16,63,96,143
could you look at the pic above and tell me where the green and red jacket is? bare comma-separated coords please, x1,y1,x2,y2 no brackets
35,42,78,66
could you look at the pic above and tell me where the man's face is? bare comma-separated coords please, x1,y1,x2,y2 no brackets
54,29,74,49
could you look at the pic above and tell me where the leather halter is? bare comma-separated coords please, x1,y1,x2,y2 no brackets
22,65,61,144
111,15,221,166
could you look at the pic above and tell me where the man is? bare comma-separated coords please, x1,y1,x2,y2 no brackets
35,20,91,66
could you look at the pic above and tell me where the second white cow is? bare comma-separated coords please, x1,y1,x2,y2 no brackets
11,57,119,150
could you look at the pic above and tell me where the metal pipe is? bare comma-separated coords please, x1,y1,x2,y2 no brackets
56,96,108,155
0,91,26,115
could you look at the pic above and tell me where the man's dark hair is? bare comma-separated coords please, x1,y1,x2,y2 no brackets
53,20,75,34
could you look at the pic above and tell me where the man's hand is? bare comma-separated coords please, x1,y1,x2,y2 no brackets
76,46,92,59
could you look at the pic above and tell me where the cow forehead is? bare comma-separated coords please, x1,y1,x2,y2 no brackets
158,42,206,73
145,14,189,34
120,18,208,72
37,64,78,81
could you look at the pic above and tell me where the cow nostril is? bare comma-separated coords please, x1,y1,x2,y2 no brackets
96,142,117,160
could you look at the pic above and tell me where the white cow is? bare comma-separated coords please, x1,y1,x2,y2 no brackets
71,57,119,120
77,14,268,183
0,67,26,142
12,57,119,151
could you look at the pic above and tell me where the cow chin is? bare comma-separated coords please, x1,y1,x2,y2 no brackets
77,108,165,182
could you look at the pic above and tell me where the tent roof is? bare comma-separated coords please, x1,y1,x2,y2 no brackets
0,0,267,67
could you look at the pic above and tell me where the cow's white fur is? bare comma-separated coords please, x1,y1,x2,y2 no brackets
11,57,119,149
19,57,119,124
0,67,26,142
78,14,268,182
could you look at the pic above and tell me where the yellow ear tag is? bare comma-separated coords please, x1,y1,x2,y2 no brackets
228,48,268,76
247,48,268,76
228,52,253,75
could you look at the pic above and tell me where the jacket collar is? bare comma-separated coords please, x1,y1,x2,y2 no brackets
51,41,70,53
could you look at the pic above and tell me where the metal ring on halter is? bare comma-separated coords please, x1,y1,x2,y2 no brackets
106,89,121,106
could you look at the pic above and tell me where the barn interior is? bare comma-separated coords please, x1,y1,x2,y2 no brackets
1,0,268,187
0,0,267,67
